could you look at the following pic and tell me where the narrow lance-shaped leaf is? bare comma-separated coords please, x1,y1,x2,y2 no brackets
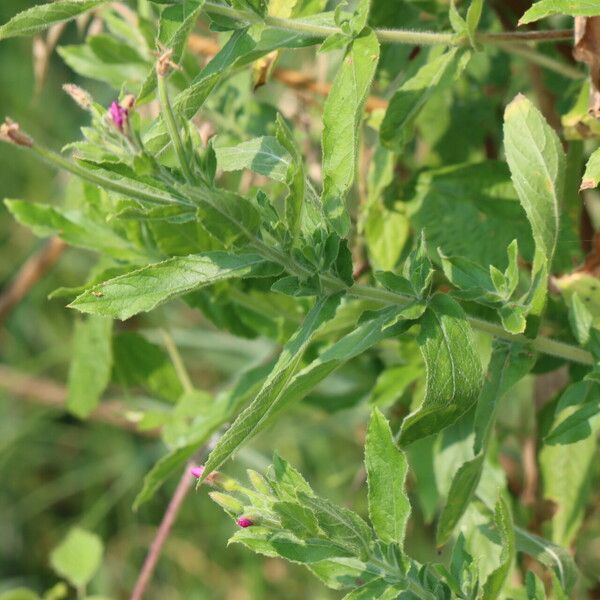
201,294,342,477
70,252,283,320
202,303,413,479
365,409,411,546
482,497,516,600
380,49,468,152
399,293,483,446
504,94,564,332
321,29,380,236
520,0,600,25
67,316,113,419
0,0,109,40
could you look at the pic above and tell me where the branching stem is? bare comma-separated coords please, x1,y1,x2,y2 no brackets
202,1,573,47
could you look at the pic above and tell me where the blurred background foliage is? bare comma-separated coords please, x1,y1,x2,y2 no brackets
1,0,600,598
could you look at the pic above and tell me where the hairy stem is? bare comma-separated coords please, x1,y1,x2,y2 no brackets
202,1,573,47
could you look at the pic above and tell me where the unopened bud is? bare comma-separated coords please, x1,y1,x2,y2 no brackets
63,84,92,110
156,48,174,77
0,118,33,147
109,101,128,131
190,465,205,478
209,491,245,513
236,517,254,528
122,94,136,111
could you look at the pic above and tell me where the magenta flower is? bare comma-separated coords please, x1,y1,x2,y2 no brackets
236,517,254,528
190,466,205,478
109,101,128,131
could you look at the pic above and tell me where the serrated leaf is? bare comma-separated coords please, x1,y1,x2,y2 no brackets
399,294,482,445
322,29,379,236
201,295,342,475
481,497,515,600
50,528,103,589
70,253,282,320
380,49,468,152
0,0,109,39
473,341,536,454
365,408,410,546
273,501,320,536
581,147,600,190
504,94,564,330
520,0,600,24
67,316,112,419
215,136,291,182
342,580,403,600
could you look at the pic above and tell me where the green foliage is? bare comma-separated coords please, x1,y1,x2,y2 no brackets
1,0,600,597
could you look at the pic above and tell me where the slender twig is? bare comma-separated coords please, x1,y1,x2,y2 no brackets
0,365,157,435
0,237,66,325
161,329,194,394
129,462,196,600
201,1,573,47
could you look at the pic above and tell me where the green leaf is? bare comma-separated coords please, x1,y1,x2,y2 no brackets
526,572,547,599
436,454,484,547
0,0,109,40
273,501,320,536
0,590,41,600
70,253,282,320
540,382,598,546
481,497,515,600
50,527,103,590
275,114,305,239
473,341,536,454
520,0,600,24
321,29,379,235
399,294,482,445
201,295,342,476
215,136,291,182
581,147,600,191
504,94,564,330
365,408,410,546
380,49,468,152
4,200,144,261
342,580,403,600
566,292,593,345
67,316,112,419
465,0,484,44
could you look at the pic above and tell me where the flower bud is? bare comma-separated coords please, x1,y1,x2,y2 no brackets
109,101,128,131
236,517,254,528
63,84,92,110
209,491,245,513
190,465,205,478
0,118,33,147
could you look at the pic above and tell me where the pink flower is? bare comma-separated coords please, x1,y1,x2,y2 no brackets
236,517,254,528
190,466,205,478
109,101,128,131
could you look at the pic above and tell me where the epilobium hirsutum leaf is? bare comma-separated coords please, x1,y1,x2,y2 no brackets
399,294,482,446
481,497,515,600
380,49,468,152
504,94,564,331
67,315,112,418
0,0,109,40
520,0,600,24
321,29,379,236
365,409,411,546
201,294,342,476
70,253,283,320
215,136,291,183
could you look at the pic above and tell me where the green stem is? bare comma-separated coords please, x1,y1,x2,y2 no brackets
157,72,197,184
497,42,583,80
161,328,194,394
202,1,572,47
